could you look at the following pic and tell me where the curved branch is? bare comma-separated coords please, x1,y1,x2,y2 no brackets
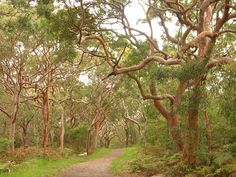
182,31,217,51
149,82,170,120
83,35,114,67
218,29,236,35
124,116,141,132
128,74,175,102
206,56,233,69
0,106,11,118
215,0,231,32
113,56,182,75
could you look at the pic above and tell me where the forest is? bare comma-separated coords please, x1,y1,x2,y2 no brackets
0,0,236,177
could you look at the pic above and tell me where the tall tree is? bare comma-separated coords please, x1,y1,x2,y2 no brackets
80,0,236,166
0,4,39,151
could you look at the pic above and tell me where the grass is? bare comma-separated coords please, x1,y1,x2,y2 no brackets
0,148,111,177
111,146,140,175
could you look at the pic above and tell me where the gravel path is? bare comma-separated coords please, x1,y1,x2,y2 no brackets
57,149,123,177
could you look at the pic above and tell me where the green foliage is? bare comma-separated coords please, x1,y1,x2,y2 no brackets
0,1,235,176
178,60,206,82
0,148,111,177
130,155,160,176
36,2,54,18
213,152,234,166
65,124,88,152
125,41,149,66
11,0,29,7
150,59,208,83
145,119,171,148
54,41,77,62
0,137,11,154
151,65,179,82
220,64,236,126
196,128,210,164
142,103,173,149
3,147,65,162
112,147,140,175
229,143,236,156
118,146,236,177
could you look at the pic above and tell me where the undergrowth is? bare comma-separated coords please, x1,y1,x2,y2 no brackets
0,147,111,177
113,145,236,177
112,146,141,175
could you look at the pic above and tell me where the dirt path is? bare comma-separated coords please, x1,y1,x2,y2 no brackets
57,149,123,177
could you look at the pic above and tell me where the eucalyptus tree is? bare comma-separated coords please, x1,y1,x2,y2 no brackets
99,120,116,148
17,103,38,147
0,3,42,151
84,77,115,153
79,0,236,166
31,0,112,150
18,0,95,149
51,74,91,149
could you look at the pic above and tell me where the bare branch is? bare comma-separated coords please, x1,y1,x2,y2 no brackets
149,82,170,120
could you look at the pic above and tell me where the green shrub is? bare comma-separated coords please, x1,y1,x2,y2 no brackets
229,143,236,156
0,137,11,154
65,124,88,152
112,147,140,175
213,152,234,166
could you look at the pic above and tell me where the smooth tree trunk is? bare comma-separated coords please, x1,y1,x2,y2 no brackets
20,118,32,147
125,121,129,147
70,106,75,128
91,123,99,152
41,59,53,150
168,114,183,151
60,106,65,149
49,130,55,145
9,121,16,152
9,88,21,152
22,127,29,147
86,102,108,154
86,128,92,154
183,5,214,167
87,124,101,153
150,83,184,151
42,90,50,149
87,107,106,153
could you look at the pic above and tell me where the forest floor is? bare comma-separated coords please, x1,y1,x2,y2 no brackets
56,149,123,177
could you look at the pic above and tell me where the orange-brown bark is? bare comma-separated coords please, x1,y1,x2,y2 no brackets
60,106,65,149
42,90,50,149
150,82,183,151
